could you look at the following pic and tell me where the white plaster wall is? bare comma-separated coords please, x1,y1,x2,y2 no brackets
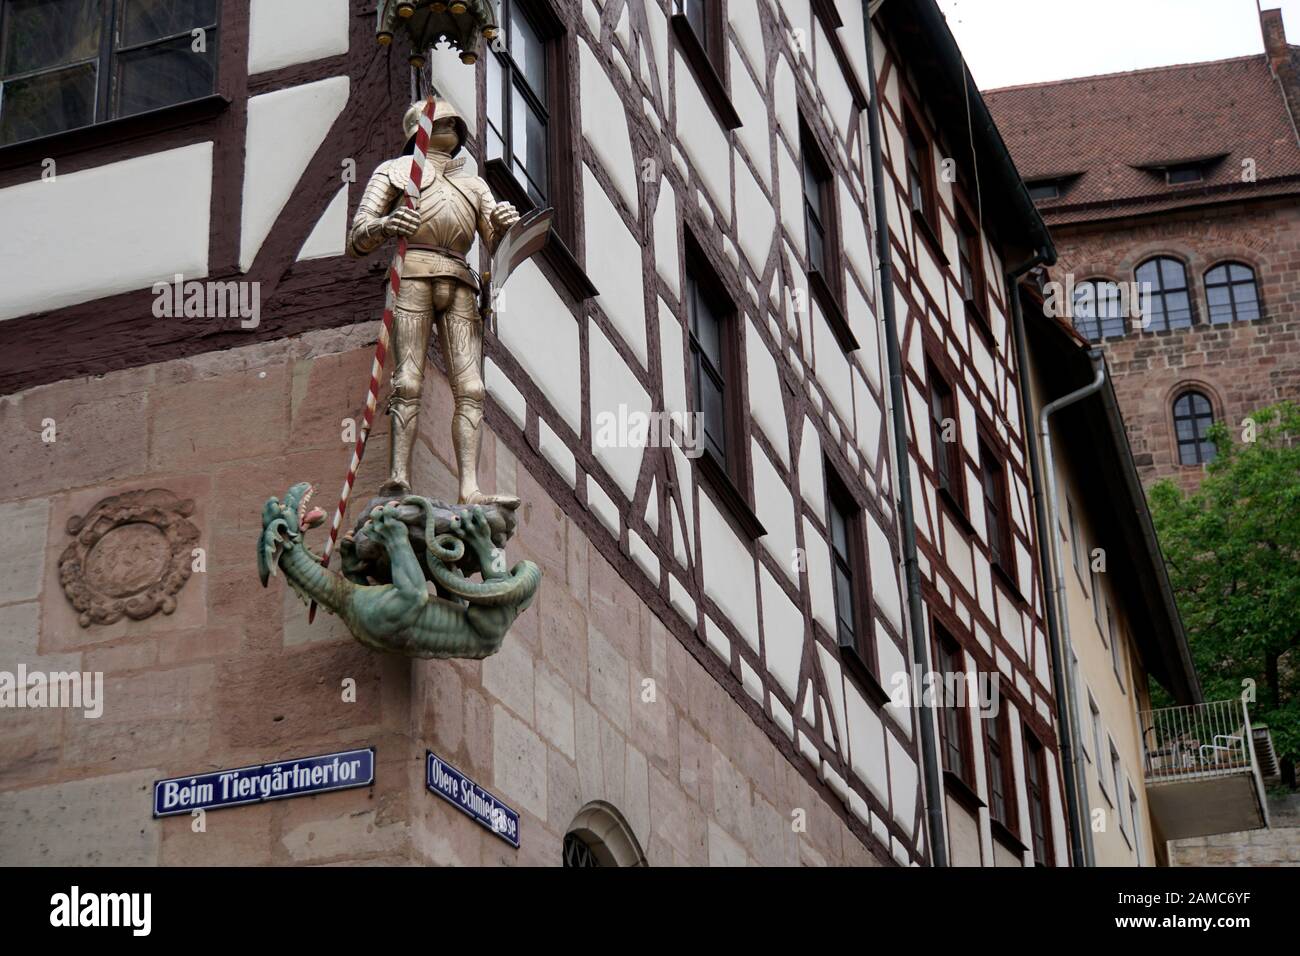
0,143,212,321
248,0,349,75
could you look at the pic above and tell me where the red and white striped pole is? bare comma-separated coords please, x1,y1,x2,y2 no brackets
310,96,438,624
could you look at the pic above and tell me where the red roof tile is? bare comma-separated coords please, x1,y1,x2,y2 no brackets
985,53,1300,224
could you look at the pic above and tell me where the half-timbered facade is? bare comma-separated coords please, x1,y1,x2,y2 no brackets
0,0,1077,867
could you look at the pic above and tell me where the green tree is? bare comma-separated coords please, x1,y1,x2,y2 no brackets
1149,401,1300,779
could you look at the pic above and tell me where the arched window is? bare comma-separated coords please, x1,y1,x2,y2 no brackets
1172,391,1216,465
1205,262,1261,324
562,802,647,867
1136,257,1192,331
1071,279,1127,342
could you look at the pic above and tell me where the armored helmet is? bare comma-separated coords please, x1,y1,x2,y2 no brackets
402,98,468,156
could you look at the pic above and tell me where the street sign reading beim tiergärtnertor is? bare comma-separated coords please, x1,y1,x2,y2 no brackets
152,748,375,817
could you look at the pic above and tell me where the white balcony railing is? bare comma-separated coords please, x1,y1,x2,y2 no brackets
1139,698,1258,782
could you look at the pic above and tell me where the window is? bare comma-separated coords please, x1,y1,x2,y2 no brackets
985,708,1016,832
0,0,219,146
486,0,554,209
1166,163,1203,185
1091,696,1109,798
685,254,735,476
1128,784,1143,863
1205,262,1261,324
676,0,709,48
828,470,872,672
927,363,960,504
1071,279,1126,342
1108,610,1125,692
1067,500,1084,581
979,440,1012,575
1091,561,1104,634
1109,741,1125,831
957,210,986,310
1023,729,1053,866
1027,179,1060,201
1172,390,1216,466
904,112,935,227
1135,257,1192,331
932,623,970,783
801,123,835,280
1117,772,1131,842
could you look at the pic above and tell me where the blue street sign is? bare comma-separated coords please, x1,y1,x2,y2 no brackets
153,747,375,817
426,750,520,848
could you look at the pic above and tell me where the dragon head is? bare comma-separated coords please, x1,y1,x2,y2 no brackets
258,482,327,586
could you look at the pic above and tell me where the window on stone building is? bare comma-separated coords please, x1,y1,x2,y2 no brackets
1135,257,1192,331
927,362,961,506
979,439,1013,577
1024,728,1053,866
985,707,1016,833
1071,279,1126,342
828,468,874,676
1205,262,1261,324
932,622,971,784
1172,390,1217,466
0,0,219,146
563,802,647,866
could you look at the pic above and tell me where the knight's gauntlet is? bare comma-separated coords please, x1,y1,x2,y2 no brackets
347,168,402,258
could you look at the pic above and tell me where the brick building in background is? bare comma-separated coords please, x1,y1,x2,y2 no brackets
986,6,1300,490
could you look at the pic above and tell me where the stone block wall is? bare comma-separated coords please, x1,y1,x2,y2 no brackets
1048,200,1300,491
0,326,882,867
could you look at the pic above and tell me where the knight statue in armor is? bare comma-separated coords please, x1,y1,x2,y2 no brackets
347,99,520,507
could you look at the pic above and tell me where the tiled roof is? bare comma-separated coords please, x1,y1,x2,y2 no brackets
985,52,1300,224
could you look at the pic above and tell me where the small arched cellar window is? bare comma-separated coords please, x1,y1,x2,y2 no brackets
1172,390,1217,466
1071,279,1127,342
562,801,647,867
1205,262,1261,324
1136,257,1192,331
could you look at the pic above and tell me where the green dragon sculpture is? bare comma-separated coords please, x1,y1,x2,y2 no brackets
258,482,540,659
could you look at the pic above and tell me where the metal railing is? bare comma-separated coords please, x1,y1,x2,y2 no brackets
1139,698,1260,782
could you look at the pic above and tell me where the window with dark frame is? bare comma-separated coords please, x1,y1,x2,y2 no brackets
1091,694,1108,794
801,122,836,282
932,623,970,784
685,256,734,478
904,111,935,227
0,0,220,147
675,0,710,57
956,209,986,310
1135,257,1192,331
1067,499,1083,581
978,439,1012,576
985,707,1016,832
828,472,873,675
1023,729,1053,866
1172,390,1216,466
927,363,960,505
1205,262,1261,324
1071,279,1127,342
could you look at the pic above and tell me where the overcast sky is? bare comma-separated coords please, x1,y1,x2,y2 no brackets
935,0,1300,90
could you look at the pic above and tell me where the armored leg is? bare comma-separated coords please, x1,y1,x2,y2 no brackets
384,279,435,497
438,283,519,507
